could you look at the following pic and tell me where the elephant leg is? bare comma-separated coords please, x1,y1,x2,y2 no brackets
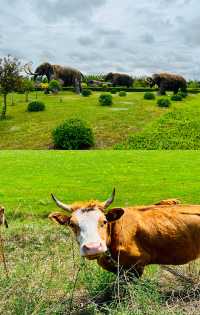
79,81,82,93
173,88,179,95
158,83,166,96
74,78,80,94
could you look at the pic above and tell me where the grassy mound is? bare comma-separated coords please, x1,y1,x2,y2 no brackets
118,103,200,149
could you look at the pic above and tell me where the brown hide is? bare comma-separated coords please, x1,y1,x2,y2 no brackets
105,203,200,271
0,206,8,228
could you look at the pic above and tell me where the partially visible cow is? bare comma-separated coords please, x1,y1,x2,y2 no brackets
0,206,8,228
49,190,200,278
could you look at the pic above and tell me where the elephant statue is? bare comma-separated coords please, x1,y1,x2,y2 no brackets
105,72,134,88
24,62,84,94
146,73,187,95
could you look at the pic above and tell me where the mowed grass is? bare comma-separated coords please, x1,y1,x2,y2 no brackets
1,150,200,218
0,150,200,314
0,91,165,149
118,93,200,149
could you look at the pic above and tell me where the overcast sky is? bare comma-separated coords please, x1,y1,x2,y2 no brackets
0,0,200,79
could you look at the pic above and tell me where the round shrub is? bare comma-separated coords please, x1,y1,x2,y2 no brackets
102,84,108,91
27,101,45,112
119,91,127,97
82,89,92,97
52,118,94,150
110,88,117,94
178,91,187,98
49,80,61,93
99,93,112,106
81,82,88,89
157,98,171,108
171,94,182,101
144,92,155,100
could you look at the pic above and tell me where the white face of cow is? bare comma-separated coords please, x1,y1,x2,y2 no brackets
49,195,124,259
71,208,108,257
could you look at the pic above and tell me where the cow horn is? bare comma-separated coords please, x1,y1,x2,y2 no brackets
51,194,72,212
104,188,115,209
23,62,38,76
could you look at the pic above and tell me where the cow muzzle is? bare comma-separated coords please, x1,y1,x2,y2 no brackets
81,242,107,258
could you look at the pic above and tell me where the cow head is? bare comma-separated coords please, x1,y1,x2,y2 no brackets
0,206,8,228
49,189,124,259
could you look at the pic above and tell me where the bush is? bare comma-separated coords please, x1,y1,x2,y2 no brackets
52,118,94,150
49,80,61,93
119,91,127,97
157,98,171,108
81,82,88,89
178,91,187,98
27,101,45,112
82,89,92,97
110,88,117,94
171,94,182,101
42,76,48,83
102,84,108,90
144,92,155,100
99,93,112,106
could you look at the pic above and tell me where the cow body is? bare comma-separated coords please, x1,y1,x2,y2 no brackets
101,204,200,275
49,192,200,278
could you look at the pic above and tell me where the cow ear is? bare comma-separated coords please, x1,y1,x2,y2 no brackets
48,212,70,225
106,208,124,222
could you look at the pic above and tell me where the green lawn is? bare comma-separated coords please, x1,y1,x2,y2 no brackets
119,93,200,149
1,91,200,150
0,151,199,314
1,150,200,220
0,91,166,149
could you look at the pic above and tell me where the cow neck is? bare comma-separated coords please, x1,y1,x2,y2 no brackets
104,222,116,258
106,221,112,249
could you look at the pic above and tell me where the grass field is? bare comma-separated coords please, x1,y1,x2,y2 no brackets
119,93,200,149
0,91,172,149
2,150,200,219
0,151,200,314
1,91,200,150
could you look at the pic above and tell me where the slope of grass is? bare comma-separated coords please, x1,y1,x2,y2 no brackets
0,151,200,314
117,94,200,149
0,91,164,149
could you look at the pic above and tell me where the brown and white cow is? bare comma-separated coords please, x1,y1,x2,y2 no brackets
49,189,200,278
0,206,8,228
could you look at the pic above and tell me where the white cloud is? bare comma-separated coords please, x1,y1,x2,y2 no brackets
0,0,200,79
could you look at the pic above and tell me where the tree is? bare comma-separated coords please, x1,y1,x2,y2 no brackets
19,77,35,102
0,56,21,119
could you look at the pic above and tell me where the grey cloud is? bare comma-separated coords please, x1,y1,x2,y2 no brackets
0,0,200,79
78,36,94,46
33,0,107,22
141,33,155,44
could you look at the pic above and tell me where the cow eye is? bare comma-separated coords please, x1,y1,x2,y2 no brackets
100,220,107,227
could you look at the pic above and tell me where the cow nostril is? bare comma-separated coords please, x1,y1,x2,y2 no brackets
83,243,101,251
